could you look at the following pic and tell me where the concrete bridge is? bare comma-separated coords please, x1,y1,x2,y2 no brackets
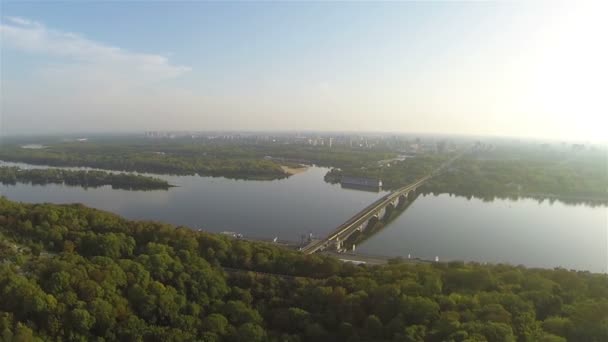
300,175,431,254
301,152,465,255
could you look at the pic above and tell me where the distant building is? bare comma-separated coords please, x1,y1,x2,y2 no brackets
341,176,382,191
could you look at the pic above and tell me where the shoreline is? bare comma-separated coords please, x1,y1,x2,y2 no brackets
281,165,309,175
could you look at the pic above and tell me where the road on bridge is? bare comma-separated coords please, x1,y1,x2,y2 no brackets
301,150,466,254
301,175,430,254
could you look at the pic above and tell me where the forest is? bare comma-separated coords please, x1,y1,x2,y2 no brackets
0,142,288,181
1,139,606,202
424,145,608,202
324,153,450,189
0,138,392,182
325,145,607,203
0,166,172,191
1,197,606,341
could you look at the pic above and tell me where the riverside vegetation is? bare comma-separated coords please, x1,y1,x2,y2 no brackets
325,144,608,203
1,138,605,201
0,166,172,191
0,138,393,181
1,197,606,342
0,141,289,181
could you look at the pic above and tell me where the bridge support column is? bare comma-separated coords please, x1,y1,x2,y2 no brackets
335,238,342,251
398,195,408,208
378,207,387,220
356,221,368,232
407,190,415,201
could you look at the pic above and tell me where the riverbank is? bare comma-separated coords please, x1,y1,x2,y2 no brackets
0,166,173,191
1,196,606,342
0,143,289,181
280,164,309,175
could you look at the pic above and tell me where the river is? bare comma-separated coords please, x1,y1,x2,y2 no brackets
1,161,606,273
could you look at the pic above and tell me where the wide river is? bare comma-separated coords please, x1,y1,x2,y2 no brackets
1,162,606,273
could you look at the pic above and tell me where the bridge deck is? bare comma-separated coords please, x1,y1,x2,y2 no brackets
301,175,430,254
301,150,467,254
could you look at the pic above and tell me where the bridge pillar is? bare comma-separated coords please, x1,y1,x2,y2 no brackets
335,238,342,251
398,195,407,207
378,207,387,219
357,220,369,232
406,190,415,201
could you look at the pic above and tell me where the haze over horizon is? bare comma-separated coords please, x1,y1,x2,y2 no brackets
1,1,606,142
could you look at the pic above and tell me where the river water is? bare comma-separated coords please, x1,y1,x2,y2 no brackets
1,162,606,273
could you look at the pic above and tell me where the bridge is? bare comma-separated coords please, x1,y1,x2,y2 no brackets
301,152,464,254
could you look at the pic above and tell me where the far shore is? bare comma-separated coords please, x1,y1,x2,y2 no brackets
281,165,309,175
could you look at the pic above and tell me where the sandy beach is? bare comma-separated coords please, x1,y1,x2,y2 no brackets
281,165,309,175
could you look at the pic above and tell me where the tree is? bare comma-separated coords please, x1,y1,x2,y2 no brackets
1,197,607,342
237,323,266,342
364,315,383,339
400,325,426,342
13,323,41,342
68,308,95,333
401,296,440,325
203,314,229,335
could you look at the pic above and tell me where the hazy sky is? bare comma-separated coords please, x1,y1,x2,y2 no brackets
1,1,606,141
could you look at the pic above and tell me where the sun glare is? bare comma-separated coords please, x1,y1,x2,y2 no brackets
526,2,607,141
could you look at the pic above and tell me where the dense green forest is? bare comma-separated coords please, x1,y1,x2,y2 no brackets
424,146,607,202
326,145,607,202
324,153,451,189
0,139,393,181
1,197,606,341
1,138,606,201
0,166,172,191
0,143,288,181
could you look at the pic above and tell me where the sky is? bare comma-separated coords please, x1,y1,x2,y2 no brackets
1,1,606,142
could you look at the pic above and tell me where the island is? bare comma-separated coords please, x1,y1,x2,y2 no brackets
0,136,396,181
0,166,173,191
1,136,606,203
0,140,292,181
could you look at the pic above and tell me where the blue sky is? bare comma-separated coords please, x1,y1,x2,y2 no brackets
1,1,606,141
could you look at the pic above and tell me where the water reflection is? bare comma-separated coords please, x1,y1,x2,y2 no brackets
357,193,608,273
0,164,388,242
1,161,605,272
